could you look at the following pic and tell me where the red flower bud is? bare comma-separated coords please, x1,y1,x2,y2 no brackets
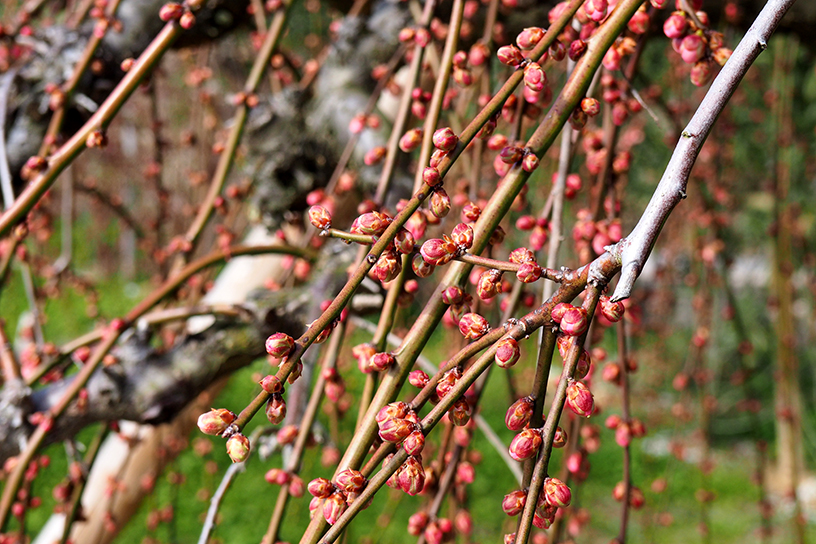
516,261,542,283
259,375,283,394
553,426,568,448
412,253,435,277
508,247,535,264
449,397,472,426
615,422,632,447
585,0,607,21
495,337,521,368
505,396,534,431
399,128,423,152
398,456,426,496
408,370,430,388
335,468,366,493
516,27,544,50
265,393,287,424
370,352,396,372
436,368,461,399
308,205,332,230
364,146,386,166
550,39,566,61
663,12,688,39
265,332,295,358
420,237,455,266
690,59,713,87
575,349,592,380
568,39,587,61
350,211,391,236
371,250,401,283
477,269,503,300
523,63,547,92
499,145,524,164
429,189,451,218
509,428,542,461
502,489,527,516
560,307,589,336
403,430,426,455
543,477,571,507
679,34,705,64
159,3,184,21
497,45,524,66
226,433,250,463
522,152,540,173
442,286,465,305
580,97,601,116
378,417,415,443
599,296,625,322
322,492,347,525
308,477,334,498
602,362,622,384
265,468,291,486
197,408,236,435
432,127,458,152
461,202,481,222
450,223,474,249
566,380,594,417
376,402,410,423
468,42,490,66
458,312,490,340
423,166,442,186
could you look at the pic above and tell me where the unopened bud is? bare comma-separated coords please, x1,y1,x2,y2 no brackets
497,45,524,66
398,456,426,496
505,396,534,431
543,477,571,507
335,469,366,493
265,332,295,358
509,428,542,461
159,3,184,21
432,127,458,152
226,433,250,463
502,489,527,515
458,313,489,340
516,27,544,50
322,492,347,525
566,380,594,417
495,337,520,368
197,408,236,435
429,188,451,218
450,223,474,249
308,205,332,229
265,393,287,424
560,307,589,336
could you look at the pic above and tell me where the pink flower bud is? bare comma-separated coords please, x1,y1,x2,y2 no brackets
529,224,548,251
566,380,594,417
420,237,455,266
516,27,545,50
432,127,458,152
159,3,184,22
509,428,542,461
713,46,732,66
335,469,366,493
690,59,713,87
575,349,592,380
371,250,402,283
461,202,481,222
599,296,625,322
378,418,415,443
523,63,547,92
516,261,542,283
497,45,524,66
477,269,503,300
522,152,540,173
505,396,534,431
399,128,423,152
349,114,366,134
277,424,298,444
436,368,461,399
408,511,429,535
663,12,688,39
414,28,431,47
370,352,396,372
398,456,426,496
350,211,391,236
628,9,650,34
308,477,334,498
495,337,521,368
630,486,645,508
450,223,474,248
265,332,295,358
468,42,490,66
585,0,607,22
376,401,410,423
260,374,283,394
449,397,472,426
429,189,451,218
265,393,287,424
424,521,443,544
403,430,426,455
679,34,705,64
412,253,435,277
363,146,386,166
458,312,490,340
408,370,430,388
323,492,347,525
602,362,622,384
499,145,524,164
502,490,527,515
508,247,535,264
423,166,442,186
265,468,291,486
392,228,415,255
307,205,332,230
487,134,508,151
560,307,589,336
226,433,250,463
615,422,632,447
197,408,236,435
581,97,601,117
543,477,571,507
442,286,465,305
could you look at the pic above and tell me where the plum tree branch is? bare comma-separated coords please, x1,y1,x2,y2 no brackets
610,0,797,302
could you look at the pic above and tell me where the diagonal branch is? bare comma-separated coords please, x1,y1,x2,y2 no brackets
610,0,797,302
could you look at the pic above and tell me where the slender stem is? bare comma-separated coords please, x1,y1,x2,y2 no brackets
0,20,187,237
615,319,631,544
59,425,108,544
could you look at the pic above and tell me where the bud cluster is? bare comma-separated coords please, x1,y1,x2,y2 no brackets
663,8,732,86
376,402,419,444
